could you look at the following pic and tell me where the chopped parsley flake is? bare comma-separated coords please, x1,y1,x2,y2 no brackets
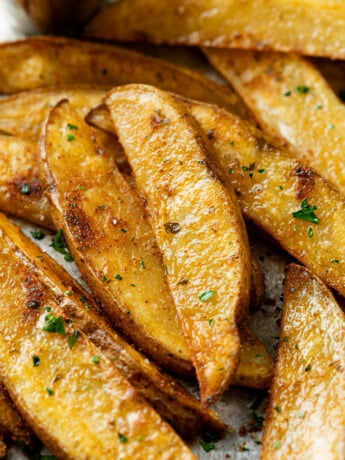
284,91,292,97
140,260,146,269
114,274,123,280
274,441,281,449
50,229,73,262
67,123,78,130
20,183,30,195
199,441,215,453
42,313,66,334
91,356,100,364
308,227,314,238
305,364,311,372
32,355,40,367
292,199,320,224
118,433,128,443
229,168,235,174
208,318,214,327
274,406,282,413
68,330,80,350
331,259,340,263
30,230,45,240
46,388,54,396
296,86,310,94
101,276,107,282
199,290,217,301
66,134,75,141
258,169,266,173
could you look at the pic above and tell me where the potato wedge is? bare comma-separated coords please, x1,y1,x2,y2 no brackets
0,435,5,459
106,84,251,404
261,263,345,459
0,214,224,439
0,86,108,141
0,37,246,118
88,99,345,297
85,0,345,59
40,101,194,374
0,213,197,459
204,49,345,196
0,383,34,447
0,134,53,228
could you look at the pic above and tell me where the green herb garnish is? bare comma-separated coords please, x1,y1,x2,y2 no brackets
68,330,80,350
50,229,73,262
292,199,320,224
30,230,45,240
199,290,217,301
42,313,66,334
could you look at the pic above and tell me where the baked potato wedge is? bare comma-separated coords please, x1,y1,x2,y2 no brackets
0,134,53,228
261,263,345,459
0,37,246,118
204,48,345,196
106,84,251,404
0,383,34,447
0,213,225,439
0,213,197,459
0,86,108,141
85,0,345,59
88,99,345,297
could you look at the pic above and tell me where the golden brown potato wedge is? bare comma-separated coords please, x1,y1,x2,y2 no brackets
0,86,108,141
106,84,251,404
204,49,345,196
261,264,345,459
0,134,53,228
1,214,224,439
85,0,345,59
40,101,193,374
0,37,246,118
88,99,345,297
0,213,198,459
0,383,34,447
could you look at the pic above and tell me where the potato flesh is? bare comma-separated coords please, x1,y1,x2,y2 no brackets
106,84,251,403
204,48,345,196
0,213,224,439
261,264,345,459
0,214,194,460
85,0,345,59
0,36,245,117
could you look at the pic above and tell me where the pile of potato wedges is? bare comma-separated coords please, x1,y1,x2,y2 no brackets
0,1,343,458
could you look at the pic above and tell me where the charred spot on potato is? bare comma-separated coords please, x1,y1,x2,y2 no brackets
207,129,215,140
164,222,181,234
12,176,42,198
294,164,315,200
65,206,95,246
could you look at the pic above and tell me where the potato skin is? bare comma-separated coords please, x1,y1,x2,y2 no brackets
0,213,196,459
106,84,251,404
261,264,345,459
0,36,246,117
85,0,345,59
205,48,345,196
